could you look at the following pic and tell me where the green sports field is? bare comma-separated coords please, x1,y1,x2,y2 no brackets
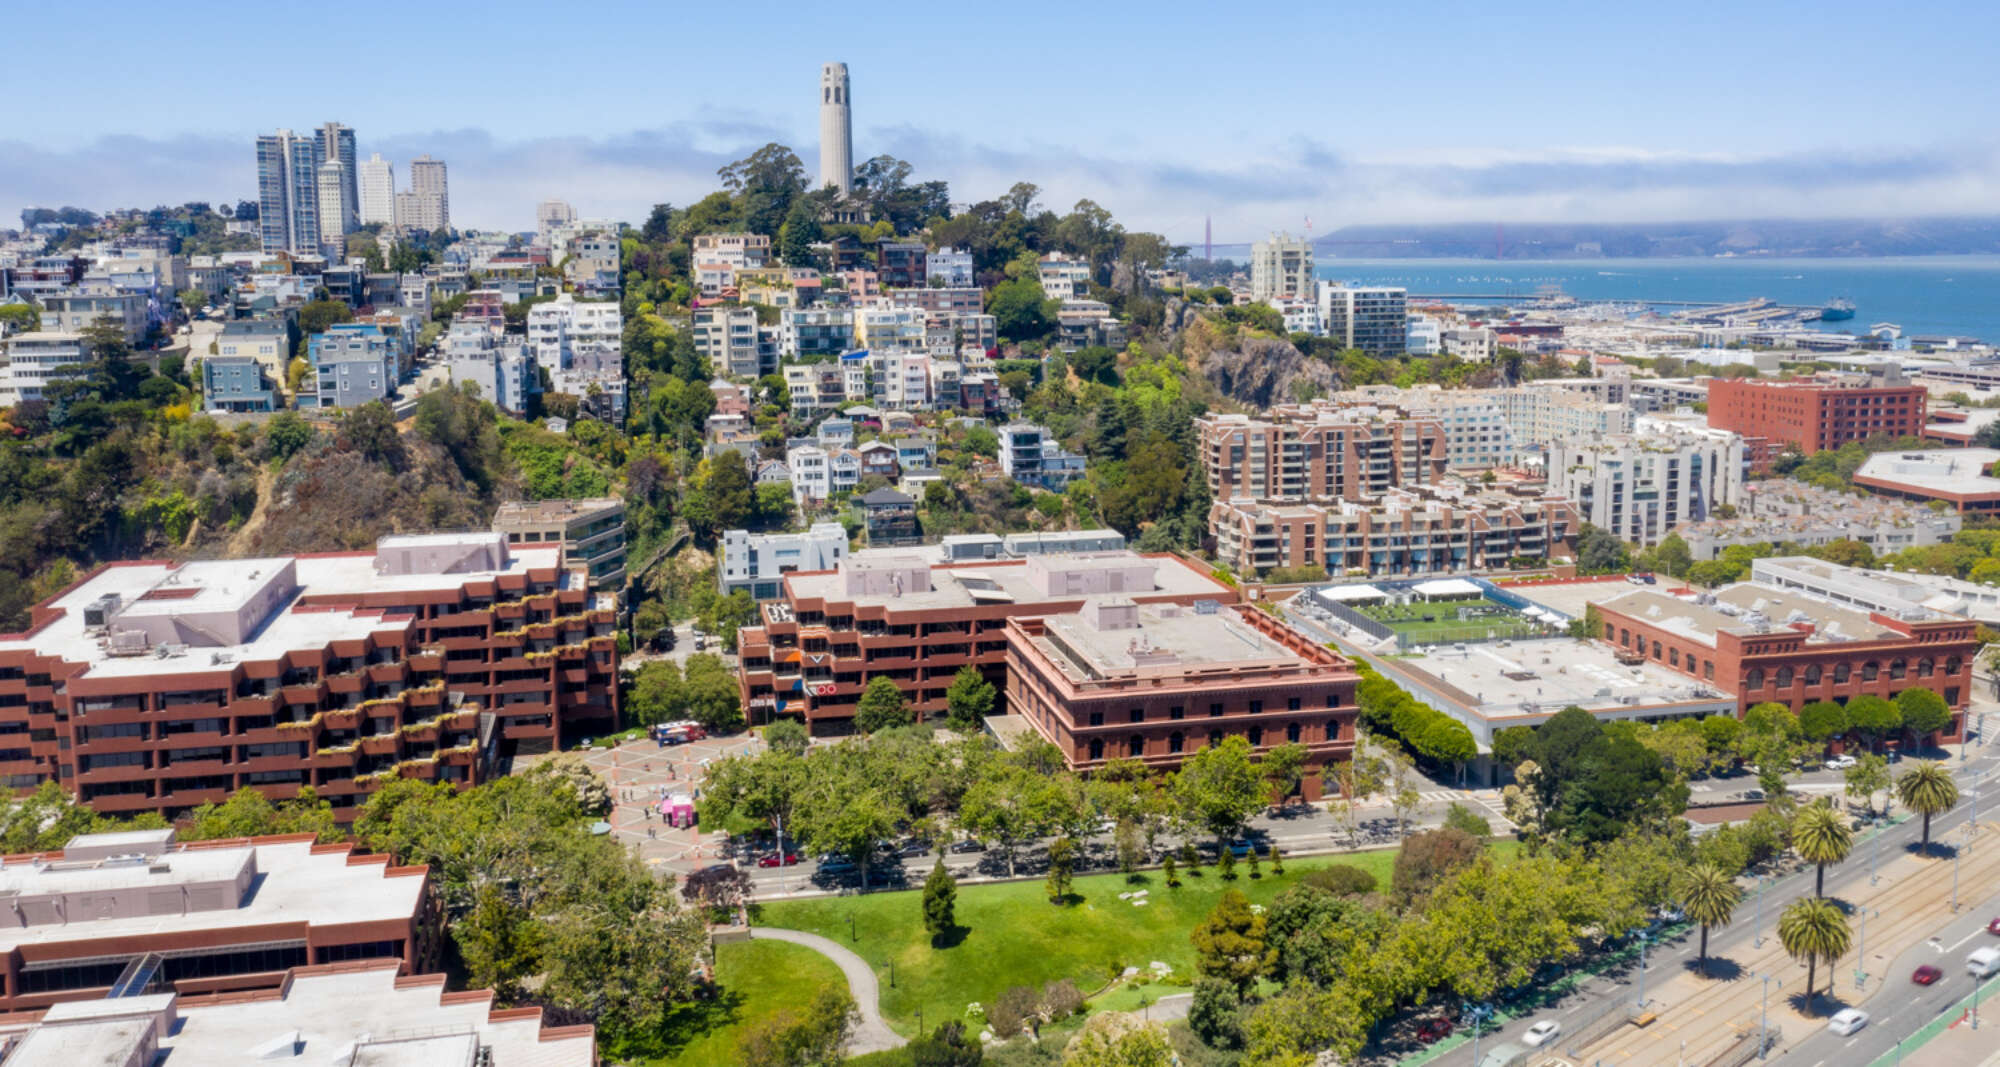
1354,598,1545,646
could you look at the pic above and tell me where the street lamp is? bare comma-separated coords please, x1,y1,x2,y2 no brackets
1636,931,1652,1009
1754,876,1768,949
1854,908,1878,989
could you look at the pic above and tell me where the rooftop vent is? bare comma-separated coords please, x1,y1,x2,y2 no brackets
1193,599,1220,615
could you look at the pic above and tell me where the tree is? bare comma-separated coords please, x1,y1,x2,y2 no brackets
764,718,810,756
682,654,746,732
625,659,685,726
907,1021,982,1067
1575,524,1631,575
1391,827,1483,907
1187,977,1245,1050
457,885,540,1000
854,677,912,733
263,410,315,460
739,984,857,1067
1444,802,1493,838
987,277,1055,341
1491,725,1537,772
1799,700,1849,744
943,665,995,731
922,857,957,940
297,298,353,339
1896,761,1961,851
1170,736,1265,853
1677,862,1742,975
1045,835,1078,903
1260,742,1309,807
1791,801,1853,897
1777,895,1852,1012
987,984,1041,1039
1895,687,1953,748
1844,694,1902,750
1190,889,1273,994
1844,752,1891,816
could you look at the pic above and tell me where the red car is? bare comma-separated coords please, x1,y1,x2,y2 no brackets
1914,965,1943,986
1988,917,2000,936
756,851,802,868
1416,1017,1454,1044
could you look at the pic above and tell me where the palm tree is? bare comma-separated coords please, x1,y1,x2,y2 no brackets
1778,896,1852,1012
1792,801,1854,897
1896,761,1962,852
1677,863,1742,975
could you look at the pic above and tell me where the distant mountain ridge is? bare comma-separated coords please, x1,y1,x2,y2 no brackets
1204,217,2000,259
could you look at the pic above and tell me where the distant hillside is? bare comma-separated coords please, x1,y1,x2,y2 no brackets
1207,217,2000,259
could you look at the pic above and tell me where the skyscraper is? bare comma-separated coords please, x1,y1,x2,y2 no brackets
407,155,450,232
818,62,852,195
255,129,326,255
314,122,359,230
317,160,354,254
358,153,396,227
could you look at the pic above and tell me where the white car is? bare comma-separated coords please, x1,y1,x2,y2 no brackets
1826,755,1858,771
1827,1008,1869,1037
1522,1020,1561,1048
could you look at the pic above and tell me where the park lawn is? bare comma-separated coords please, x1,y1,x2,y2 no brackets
755,846,1498,1037
647,938,847,1067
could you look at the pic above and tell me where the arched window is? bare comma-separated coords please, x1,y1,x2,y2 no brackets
1948,655,1963,676
1805,664,1823,685
1862,661,1880,681
1621,628,1631,646
1744,668,1765,690
1890,659,1907,680
1604,622,1615,640
1652,640,1663,659
1287,722,1303,744
1670,649,1680,667
1168,731,1184,754
1834,663,1851,684
1327,719,1342,741
1918,658,1935,678
1128,736,1144,758
1776,666,1794,688
1088,738,1104,760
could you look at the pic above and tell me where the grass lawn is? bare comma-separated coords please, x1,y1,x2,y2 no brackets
646,938,847,1066
755,845,1509,1037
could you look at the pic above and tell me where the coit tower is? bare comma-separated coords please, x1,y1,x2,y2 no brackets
819,62,852,195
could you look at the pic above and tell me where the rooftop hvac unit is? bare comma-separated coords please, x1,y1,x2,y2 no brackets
82,594,122,631
1194,599,1219,615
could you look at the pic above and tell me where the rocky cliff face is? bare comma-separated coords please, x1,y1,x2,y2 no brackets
1179,315,1335,409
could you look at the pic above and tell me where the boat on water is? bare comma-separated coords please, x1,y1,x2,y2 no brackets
1821,298,1856,321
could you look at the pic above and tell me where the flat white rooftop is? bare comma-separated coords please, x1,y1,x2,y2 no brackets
1035,603,1294,681
783,551,1227,611
1400,637,1732,723
1855,448,2000,496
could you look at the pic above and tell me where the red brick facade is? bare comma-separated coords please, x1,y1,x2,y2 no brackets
1707,377,1927,470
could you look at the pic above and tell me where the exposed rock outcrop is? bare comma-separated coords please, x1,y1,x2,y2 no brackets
1181,315,1335,409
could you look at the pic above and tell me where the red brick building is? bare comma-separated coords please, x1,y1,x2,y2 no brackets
1006,600,1359,798
0,828,437,1013
1706,376,1928,469
1197,406,1449,502
0,533,619,821
1591,582,1975,739
735,551,1238,733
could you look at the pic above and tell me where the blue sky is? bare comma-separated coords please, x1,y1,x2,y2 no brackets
5,0,1998,239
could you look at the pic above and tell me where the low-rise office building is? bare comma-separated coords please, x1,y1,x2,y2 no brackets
736,551,1235,732
1708,373,1928,468
491,498,626,591
0,960,595,1065
1852,449,2000,514
1008,599,1358,797
0,532,619,820
1750,555,2000,628
1678,480,1961,560
0,829,436,1013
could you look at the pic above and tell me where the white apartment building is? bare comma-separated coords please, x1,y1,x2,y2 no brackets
537,199,576,245
1037,253,1092,302
786,444,861,505
526,293,622,373
720,522,850,598
404,155,449,231
1274,297,1320,336
1443,327,1497,362
691,233,772,270
1494,384,1635,457
445,336,537,415
927,247,975,288
1250,232,1314,302
1545,420,1746,546
1317,283,1407,355
1406,314,1441,355
693,306,765,378
358,154,396,226
854,306,929,355
0,331,85,405
38,283,147,340
1398,391,1515,471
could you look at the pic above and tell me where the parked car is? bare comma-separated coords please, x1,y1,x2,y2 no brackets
1827,1008,1869,1037
948,838,987,854
1826,755,1858,771
1415,1017,1454,1044
1656,907,1686,925
894,838,933,858
817,857,857,876
1913,965,1943,986
757,851,801,868
1522,1020,1561,1048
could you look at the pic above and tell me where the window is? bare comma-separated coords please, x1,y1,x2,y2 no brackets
1805,664,1823,685
1834,663,1851,684
1128,736,1144,758
1286,722,1302,743
1325,693,1342,708
1287,697,1302,711
1088,739,1104,760
1208,730,1223,748
1776,666,1793,688
1652,640,1663,659
1169,706,1184,721
1743,668,1764,690
1129,708,1144,724
1087,711,1103,727
1209,703,1223,718
1249,727,1264,747
1168,731,1184,754
1918,658,1934,678
1862,662,1879,682
1947,656,1963,676
1890,659,1907,680
1670,649,1679,667
1327,719,1342,741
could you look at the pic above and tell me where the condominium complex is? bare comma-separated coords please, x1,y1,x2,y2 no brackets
0,332,86,406
254,129,322,255
1707,373,1928,468
1007,599,1359,797
693,305,767,378
403,155,450,232
1250,233,1313,302
735,551,1236,731
0,532,619,820
1317,283,1407,354
1209,485,1579,577
1197,406,1449,503
491,497,628,590
1678,480,1961,561
357,153,396,226
998,422,1088,490
1544,420,1746,545
720,522,851,599
1037,253,1091,302
0,829,434,1013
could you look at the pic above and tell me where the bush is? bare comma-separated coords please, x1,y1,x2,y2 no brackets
1300,864,1377,897
1391,828,1483,906
1443,803,1493,838
1187,977,1245,1050
1041,978,1083,1021
988,984,1041,1038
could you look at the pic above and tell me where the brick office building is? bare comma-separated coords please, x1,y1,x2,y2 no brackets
0,533,618,821
735,551,1238,732
1591,581,1976,739
1197,406,1449,503
1006,599,1359,798
0,828,437,1013
1707,376,1927,469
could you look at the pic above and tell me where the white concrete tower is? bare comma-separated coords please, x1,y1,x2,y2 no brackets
818,62,852,195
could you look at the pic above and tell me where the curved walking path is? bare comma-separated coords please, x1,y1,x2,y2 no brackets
749,927,907,1054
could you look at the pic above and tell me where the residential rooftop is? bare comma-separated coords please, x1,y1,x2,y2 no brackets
1854,449,2000,496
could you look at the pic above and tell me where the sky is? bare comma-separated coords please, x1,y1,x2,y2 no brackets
6,0,2000,242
